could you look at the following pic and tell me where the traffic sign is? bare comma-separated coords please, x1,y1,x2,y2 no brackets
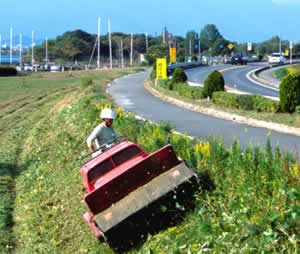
285,49,289,57
227,43,234,50
169,48,177,63
247,42,252,51
156,58,167,80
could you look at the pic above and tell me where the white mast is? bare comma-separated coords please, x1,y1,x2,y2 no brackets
10,28,13,65
121,39,124,68
45,37,48,64
130,33,133,66
0,34,2,65
145,32,148,53
108,18,112,69
97,16,100,68
20,33,22,66
32,30,35,65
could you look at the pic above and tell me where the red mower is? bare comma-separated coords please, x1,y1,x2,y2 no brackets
80,137,198,243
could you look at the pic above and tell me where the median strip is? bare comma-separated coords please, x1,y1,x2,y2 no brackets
144,79,300,137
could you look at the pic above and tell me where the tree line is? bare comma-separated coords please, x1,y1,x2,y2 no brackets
32,25,300,64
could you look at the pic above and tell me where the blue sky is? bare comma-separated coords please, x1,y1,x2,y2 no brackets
1,0,300,42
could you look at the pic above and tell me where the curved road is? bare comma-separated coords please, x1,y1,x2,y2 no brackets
186,63,279,98
108,72,300,155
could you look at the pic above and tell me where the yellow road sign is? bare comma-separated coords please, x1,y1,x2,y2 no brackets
227,43,234,50
156,58,167,80
169,48,177,63
285,49,289,57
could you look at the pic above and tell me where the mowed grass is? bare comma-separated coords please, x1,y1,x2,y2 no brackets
274,65,300,80
0,68,146,253
1,67,299,254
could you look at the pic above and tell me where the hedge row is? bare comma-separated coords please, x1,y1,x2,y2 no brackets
0,66,17,76
212,92,281,113
159,80,205,100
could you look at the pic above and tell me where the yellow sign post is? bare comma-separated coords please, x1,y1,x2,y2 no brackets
156,58,167,80
285,49,289,57
169,48,177,63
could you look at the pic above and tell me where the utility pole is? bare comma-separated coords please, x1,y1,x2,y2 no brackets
45,37,48,64
108,18,112,69
10,28,13,65
198,33,201,61
189,39,192,56
130,32,133,66
279,34,281,53
20,33,22,66
290,41,293,65
97,16,100,69
32,31,35,65
121,39,124,68
145,32,148,53
0,34,2,65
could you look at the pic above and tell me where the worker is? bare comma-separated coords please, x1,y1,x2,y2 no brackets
87,108,116,155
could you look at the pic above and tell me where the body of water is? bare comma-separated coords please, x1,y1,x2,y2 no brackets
0,55,21,64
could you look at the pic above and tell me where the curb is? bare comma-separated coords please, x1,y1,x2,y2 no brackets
144,80,300,137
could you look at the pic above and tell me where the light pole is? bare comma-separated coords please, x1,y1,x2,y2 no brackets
10,28,13,65
108,18,112,69
97,16,100,69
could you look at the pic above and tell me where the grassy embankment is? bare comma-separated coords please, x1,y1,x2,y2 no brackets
149,79,300,128
0,69,299,253
274,65,300,81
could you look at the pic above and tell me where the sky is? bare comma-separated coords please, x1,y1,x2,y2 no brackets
0,0,300,43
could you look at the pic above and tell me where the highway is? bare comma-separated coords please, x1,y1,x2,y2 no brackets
108,72,300,155
185,63,279,98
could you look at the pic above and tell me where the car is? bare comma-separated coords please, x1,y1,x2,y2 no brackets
268,53,285,65
231,52,248,65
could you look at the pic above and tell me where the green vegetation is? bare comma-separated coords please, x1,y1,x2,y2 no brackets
145,44,169,66
171,68,187,84
212,92,281,113
1,68,300,253
0,66,17,77
280,73,300,113
151,77,300,128
203,70,225,99
274,65,300,81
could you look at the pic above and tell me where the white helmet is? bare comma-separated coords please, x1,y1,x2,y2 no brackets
100,108,115,119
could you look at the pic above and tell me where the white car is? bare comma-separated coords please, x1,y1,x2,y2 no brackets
269,53,285,65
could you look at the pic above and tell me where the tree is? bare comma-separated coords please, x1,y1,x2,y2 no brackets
184,30,199,56
200,24,222,52
145,44,169,65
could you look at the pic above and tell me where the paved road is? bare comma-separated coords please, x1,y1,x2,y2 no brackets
186,63,279,98
108,72,300,155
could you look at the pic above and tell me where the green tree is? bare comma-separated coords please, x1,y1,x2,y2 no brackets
145,44,169,65
184,30,199,56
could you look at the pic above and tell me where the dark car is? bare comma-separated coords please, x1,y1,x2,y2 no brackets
231,52,248,65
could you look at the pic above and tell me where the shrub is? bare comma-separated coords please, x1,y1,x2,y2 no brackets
0,66,17,76
178,56,185,63
203,70,225,98
150,63,157,80
280,73,300,113
172,68,187,84
212,92,280,113
191,55,198,62
236,95,254,110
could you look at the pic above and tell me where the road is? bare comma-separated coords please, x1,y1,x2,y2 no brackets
185,63,279,98
108,72,300,155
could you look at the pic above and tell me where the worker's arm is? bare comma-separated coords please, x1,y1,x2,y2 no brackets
87,125,102,152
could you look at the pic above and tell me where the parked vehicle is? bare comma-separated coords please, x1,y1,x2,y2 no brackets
231,52,248,65
268,53,285,65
